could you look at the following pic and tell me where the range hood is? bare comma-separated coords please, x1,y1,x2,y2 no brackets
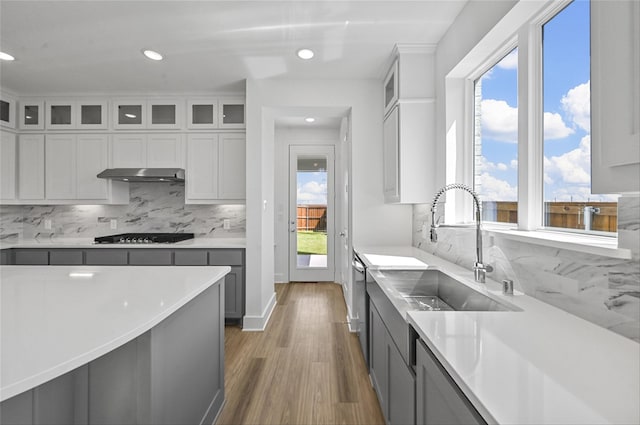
96,168,185,182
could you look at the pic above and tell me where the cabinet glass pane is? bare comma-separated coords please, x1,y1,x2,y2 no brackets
81,105,102,125
222,104,244,124
0,100,9,122
24,105,39,125
192,104,214,124
385,74,395,107
118,105,142,124
50,105,72,125
151,104,176,125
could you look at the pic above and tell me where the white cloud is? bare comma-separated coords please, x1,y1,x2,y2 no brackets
561,80,590,132
544,112,574,140
479,99,518,143
496,49,518,70
477,156,509,172
510,159,518,169
297,181,327,204
476,172,517,202
545,135,591,185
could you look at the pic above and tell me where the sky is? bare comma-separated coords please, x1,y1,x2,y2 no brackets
297,171,328,205
476,0,615,203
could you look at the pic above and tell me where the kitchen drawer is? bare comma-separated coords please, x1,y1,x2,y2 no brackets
14,249,49,265
208,249,243,266
49,249,84,265
85,249,128,265
128,249,173,265
174,250,208,265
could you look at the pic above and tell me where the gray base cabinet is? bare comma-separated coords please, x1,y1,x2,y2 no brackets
0,278,225,425
369,300,415,425
415,339,486,425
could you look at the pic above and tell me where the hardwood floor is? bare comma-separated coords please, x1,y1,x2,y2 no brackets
216,282,385,425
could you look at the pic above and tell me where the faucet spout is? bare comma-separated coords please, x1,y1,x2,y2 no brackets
430,183,493,283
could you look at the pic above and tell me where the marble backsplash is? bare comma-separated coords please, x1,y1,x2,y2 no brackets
413,194,640,342
0,183,246,240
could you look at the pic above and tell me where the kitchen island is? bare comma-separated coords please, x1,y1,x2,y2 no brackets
0,265,229,425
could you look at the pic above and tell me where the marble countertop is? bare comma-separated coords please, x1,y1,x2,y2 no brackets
0,237,246,250
0,265,230,402
355,245,640,425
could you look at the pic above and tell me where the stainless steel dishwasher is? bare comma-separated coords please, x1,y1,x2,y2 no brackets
352,251,369,367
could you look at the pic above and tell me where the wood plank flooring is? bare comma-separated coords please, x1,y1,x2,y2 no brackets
216,282,385,425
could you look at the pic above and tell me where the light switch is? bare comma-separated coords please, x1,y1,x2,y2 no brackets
44,219,52,230
223,219,231,230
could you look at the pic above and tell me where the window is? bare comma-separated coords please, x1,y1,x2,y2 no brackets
473,48,518,224
542,0,617,233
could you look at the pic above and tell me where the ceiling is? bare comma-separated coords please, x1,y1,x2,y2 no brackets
0,1,467,96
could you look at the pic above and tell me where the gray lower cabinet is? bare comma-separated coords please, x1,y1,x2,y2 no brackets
49,249,84,265
415,339,486,425
84,249,128,265
0,278,225,425
369,300,415,425
128,249,173,265
0,249,10,265
224,266,243,320
14,249,48,265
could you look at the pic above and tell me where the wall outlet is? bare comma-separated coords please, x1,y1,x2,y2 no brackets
421,222,428,239
223,219,231,230
110,219,118,230
44,219,52,230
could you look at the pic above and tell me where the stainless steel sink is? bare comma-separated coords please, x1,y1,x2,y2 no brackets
374,269,513,312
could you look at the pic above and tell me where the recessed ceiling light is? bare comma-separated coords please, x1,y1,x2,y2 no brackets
0,51,15,61
297,49,314,60
305,117,315,123
142,49,163,61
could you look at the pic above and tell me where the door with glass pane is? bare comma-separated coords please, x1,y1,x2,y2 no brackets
289,145,335,282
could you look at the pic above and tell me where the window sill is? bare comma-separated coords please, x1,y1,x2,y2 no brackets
484,227,632,260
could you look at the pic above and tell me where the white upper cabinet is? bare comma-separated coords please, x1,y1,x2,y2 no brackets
46,100,76,130
187,99,218,129
18,100,45,130
186,133,245,203
591,1,640,193
148,99,183,129
112,134,183,168
383,61,399,117
46,134,77,199
0,92,16,129
0,130,17,201
76,135,109,199
218,97,245,129
18,134,45,200
382,45,435,204
113,99,146,130
76,100,108,130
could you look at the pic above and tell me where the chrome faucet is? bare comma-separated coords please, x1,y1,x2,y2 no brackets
430,183,494,283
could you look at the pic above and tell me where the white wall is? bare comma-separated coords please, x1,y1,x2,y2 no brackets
273,126,341,283
245,78,413,329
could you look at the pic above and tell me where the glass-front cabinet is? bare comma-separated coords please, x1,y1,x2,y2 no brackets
148,99,182,129
77,100,108,129
0,93,16,129
46,100,75,130
18,100,44,130
187,99,218,129
218,97,245,129
383,60,398,117
113,99,146,130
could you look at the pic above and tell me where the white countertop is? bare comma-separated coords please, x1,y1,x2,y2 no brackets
356,245,640,425
0,265,230,402
0,237,246,250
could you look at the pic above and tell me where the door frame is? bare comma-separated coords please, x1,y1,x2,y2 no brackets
289,144,335,282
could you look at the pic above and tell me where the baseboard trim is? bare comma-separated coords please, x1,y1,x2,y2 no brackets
242,292,277,331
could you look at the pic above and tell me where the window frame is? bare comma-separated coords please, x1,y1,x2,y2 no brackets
458,0,617,238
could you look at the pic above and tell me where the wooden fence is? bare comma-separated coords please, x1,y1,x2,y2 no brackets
482,201,617,232
297,205,327,232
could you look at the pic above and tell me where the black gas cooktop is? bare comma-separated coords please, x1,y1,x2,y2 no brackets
94,233,195,244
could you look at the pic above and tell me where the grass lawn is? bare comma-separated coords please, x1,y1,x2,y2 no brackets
297,231,327,255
